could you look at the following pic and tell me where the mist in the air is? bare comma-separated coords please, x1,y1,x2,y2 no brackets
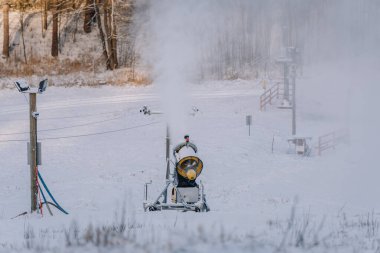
138,0,380,197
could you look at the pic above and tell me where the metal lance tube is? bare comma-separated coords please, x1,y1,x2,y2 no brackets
165,125,170,180
284,63,289,102
292,65,296,135
163,124,170,203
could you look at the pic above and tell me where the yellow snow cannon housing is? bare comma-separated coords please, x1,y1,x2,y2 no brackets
176,156,203,180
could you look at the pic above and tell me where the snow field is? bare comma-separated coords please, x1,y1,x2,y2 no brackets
0,78,379,252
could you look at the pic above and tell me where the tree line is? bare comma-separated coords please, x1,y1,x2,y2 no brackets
2,0,134,70
2,0,380,78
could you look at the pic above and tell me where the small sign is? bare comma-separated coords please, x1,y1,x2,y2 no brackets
27,142,42,165
246,115,252,126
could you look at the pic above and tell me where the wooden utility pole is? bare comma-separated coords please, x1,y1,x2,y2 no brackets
2,0,10,58
29,93,38,212
15,80,47,213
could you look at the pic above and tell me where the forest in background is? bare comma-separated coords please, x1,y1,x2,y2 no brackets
1,0,379,83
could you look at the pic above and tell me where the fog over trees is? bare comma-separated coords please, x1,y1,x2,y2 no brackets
138,0,380,79
1,0,379,79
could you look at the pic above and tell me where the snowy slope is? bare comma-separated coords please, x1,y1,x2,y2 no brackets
0,77,379,252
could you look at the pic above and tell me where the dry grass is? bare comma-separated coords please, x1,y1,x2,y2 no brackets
0,55,151,87
2,54,98,76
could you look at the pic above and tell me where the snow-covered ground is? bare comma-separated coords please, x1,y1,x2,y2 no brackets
0,75,379,252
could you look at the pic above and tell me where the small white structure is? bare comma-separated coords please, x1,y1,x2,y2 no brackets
287,136,312,156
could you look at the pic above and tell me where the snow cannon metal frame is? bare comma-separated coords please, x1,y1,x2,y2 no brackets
143,137,210,212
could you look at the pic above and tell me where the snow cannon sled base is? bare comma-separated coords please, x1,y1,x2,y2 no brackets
143,178,209,212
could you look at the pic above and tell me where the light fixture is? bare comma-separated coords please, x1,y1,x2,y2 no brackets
14,79,48,94
14,80,30,92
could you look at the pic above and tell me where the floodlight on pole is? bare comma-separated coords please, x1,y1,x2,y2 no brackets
14,79,48,213
15,79,48,94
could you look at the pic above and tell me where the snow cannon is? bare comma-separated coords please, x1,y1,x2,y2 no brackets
177,157,202,181
143,135,210,212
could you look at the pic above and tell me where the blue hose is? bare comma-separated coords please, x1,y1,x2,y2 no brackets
38,171,69,215
38,184,48,205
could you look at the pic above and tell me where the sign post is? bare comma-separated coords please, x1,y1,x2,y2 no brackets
246,115,252,136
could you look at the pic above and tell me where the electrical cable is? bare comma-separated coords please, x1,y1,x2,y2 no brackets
0,121,161,143
35,166,43,216
0,109,124,122
0,116,122,136
38,183,53,216
37,171,69,215
40,121,161,140
41,201,64,212
40,110,124,121
22,93,29,104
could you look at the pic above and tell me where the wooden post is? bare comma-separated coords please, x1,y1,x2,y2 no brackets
29,93,38,212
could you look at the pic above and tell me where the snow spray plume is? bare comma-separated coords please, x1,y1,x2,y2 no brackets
139,0,380,160
144,0,205,139
141,0,281,139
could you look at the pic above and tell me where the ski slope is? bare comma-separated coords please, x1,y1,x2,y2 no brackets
0,78,379,252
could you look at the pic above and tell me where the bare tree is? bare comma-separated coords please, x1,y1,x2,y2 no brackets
110,0,118,68
103,0,112,68
103,0,117,69
83,0,94,33
19,8,27,62
2,0,10,58
42,0,48,34
51,0,59,57
94,0,109,68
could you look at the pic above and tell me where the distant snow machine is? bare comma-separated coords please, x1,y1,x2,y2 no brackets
143,135,210,212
